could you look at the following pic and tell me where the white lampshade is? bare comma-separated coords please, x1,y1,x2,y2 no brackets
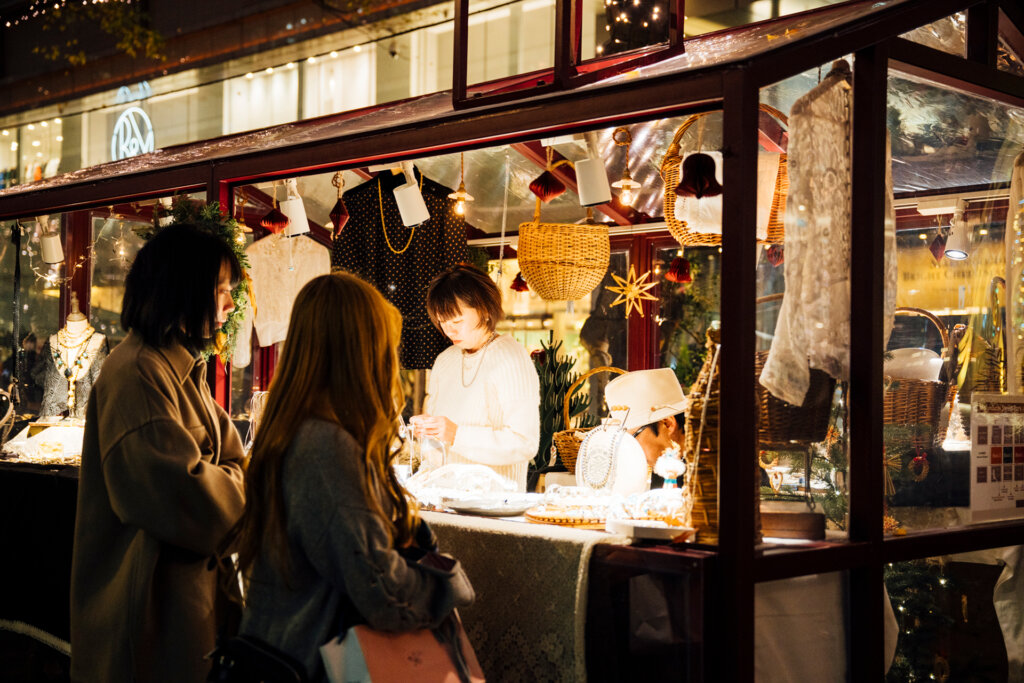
575,156,612,207
393,180,430,226
280,179,309,237
41,232,64,264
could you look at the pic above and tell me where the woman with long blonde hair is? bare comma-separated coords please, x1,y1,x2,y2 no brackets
235,272,473,681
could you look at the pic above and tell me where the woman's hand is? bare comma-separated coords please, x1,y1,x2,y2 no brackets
410,414,458,446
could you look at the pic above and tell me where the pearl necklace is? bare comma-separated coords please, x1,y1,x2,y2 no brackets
460,333,497,388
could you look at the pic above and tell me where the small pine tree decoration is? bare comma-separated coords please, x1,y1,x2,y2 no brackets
137,197,250,362
532,335,597,473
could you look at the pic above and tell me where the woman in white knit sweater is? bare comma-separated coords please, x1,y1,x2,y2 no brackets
413,264,540,491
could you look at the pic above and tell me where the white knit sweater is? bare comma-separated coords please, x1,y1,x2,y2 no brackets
425,334,540,491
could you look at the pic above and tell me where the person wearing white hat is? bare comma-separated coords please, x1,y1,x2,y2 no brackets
604,368,689,484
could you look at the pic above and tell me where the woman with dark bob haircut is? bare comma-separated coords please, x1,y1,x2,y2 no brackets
70,224,247,683
412,263,540,491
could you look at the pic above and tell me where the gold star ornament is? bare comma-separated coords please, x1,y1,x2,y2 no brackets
608,265,658,318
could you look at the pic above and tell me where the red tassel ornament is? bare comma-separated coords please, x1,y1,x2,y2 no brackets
329,197,350,239
674,153,723,199
510,272,530,292
260,200,289,233
665,256,692,284
529,170,566,203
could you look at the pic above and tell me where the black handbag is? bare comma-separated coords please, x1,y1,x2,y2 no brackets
206,634,309,683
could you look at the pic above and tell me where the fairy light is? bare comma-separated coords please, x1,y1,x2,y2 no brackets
3,0,137,27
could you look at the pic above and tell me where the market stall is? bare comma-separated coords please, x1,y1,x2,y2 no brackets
0,0,1021,680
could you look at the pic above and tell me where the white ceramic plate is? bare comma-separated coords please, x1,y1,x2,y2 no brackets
605,518,697,542
444,493,543,517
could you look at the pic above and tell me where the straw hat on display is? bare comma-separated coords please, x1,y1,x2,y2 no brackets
605,368,689,432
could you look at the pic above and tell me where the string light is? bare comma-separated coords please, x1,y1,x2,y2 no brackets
2,0,137,27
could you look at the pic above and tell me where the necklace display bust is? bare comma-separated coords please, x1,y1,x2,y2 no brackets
35,293,109,418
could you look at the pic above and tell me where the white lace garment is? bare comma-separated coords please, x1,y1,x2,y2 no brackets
760,60,897,406
233,234,330,368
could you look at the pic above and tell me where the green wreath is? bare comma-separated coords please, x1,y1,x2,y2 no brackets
138,198,250,362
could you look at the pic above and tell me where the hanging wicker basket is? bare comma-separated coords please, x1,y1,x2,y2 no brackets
661,104,789,247
754,293,836,448
518,197,610,301
883,307,956,447
552,365,627,473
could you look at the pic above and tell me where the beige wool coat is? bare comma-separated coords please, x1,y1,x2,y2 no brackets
70,331,246,683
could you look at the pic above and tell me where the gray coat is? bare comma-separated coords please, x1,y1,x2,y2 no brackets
240,418,473,681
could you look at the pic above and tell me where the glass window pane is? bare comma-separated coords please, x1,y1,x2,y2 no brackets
899,12,967,57
998,36,1024,78
758,61,851,544
466,0,555,87
887,70,1024,534
0,219,60,418
756,572,850,679
886,548,1022,681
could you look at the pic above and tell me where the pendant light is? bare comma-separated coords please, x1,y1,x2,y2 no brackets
448,153,474,216
327,171,350,239
279,178,309,237
40,218,64,264
575,131,612,207
610,127,641,207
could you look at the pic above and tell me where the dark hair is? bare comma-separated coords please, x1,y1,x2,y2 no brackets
636,413,683,438
121,224,241,350
425,263,504,334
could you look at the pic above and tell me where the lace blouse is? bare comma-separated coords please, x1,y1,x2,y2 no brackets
760,60,897,406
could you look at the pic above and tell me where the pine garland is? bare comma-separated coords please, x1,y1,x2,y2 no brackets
136,198,250,362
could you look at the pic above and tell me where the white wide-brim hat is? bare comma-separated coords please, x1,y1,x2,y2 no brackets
605,368,688,432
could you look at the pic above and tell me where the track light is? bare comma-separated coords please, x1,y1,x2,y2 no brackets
944,199,969,261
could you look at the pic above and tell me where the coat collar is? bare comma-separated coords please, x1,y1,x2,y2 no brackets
125,330,201,386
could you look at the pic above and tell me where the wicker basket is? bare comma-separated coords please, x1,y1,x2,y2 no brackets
552,366,626,473
884,307,955,447
753,292,836,448
755,352,836,449
661,104,789,247
682,328,762,545
518,197,610,301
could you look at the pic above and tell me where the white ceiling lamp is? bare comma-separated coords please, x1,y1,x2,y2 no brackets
575,131,612,207
393,161,430,226
39,218,64,264
279,178,310,237
944,198,969,261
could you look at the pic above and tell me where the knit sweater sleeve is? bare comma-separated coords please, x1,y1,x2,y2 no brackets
285,420,469,631
451,338,540,466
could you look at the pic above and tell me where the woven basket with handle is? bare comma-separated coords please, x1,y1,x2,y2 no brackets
552,365,626,473
884,307,956,447
753,293,836,448
661,104,789,247
518,196,610,302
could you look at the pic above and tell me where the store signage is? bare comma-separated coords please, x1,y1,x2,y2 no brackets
110,107,155,161
969,392,1024,523
115,81,152,104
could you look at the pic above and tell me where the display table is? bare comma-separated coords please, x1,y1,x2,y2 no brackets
423,511,629,682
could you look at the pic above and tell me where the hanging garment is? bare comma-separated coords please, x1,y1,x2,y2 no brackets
233,233,331,368
34,333,109,419
332,170,468,370
1006,150,1024,393
760,60,897,406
